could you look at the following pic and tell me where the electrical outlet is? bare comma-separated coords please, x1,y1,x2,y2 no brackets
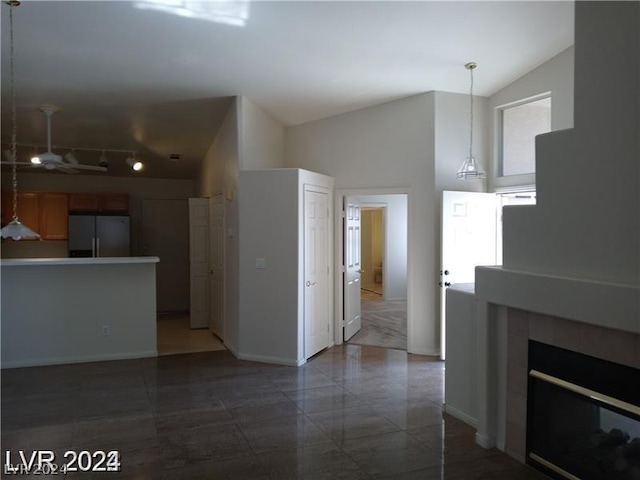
102,325,110,336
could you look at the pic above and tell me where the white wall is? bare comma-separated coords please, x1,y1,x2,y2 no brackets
354,194,407,300
239,96,286,170
196,98,241,352
238,168,334,365
286,93,439,355
503,3,638,286
1,261,157,368
239,169,300,364
488,47,575,191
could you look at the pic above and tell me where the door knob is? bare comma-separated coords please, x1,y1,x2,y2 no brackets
444,270,450,276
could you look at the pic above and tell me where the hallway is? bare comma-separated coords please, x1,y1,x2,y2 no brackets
348,290,407,350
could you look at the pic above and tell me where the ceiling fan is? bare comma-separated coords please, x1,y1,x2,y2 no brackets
1,105,107,174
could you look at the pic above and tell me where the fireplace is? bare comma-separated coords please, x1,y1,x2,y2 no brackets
527,341,640,480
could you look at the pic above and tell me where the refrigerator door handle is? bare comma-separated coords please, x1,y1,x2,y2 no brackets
92,237,96,257
96,237,100,257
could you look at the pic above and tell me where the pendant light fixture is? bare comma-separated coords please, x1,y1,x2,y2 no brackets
457,62,486,180
1,1,40,240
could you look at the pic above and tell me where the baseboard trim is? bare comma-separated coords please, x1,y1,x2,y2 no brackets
224,342,240,359
443,404,478,428
475,432,496,449
407,347,440,357
1,350,158,369
237,352,306,367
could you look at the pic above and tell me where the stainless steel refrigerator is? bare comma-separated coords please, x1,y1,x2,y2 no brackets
68,215,130,257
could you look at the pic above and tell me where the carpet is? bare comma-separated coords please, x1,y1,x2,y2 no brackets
348,291,407,350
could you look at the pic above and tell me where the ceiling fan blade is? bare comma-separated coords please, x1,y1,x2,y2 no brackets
0,161,35,167
60,167,80,174
70,164,108,172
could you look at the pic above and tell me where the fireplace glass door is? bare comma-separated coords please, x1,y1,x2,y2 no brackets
527,341,640,480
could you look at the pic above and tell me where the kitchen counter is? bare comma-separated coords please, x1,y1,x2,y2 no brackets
1,256,159,266
1,257,158,368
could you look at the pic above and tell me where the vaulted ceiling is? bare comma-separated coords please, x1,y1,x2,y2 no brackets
0,1,574,179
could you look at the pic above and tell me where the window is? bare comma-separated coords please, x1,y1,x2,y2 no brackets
500,96,551,176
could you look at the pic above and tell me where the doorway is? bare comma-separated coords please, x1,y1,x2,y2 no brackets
337,192,408,351
140,198,189,313
361,207,384,296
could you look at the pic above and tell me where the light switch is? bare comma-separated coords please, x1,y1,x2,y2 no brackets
256,258,266,269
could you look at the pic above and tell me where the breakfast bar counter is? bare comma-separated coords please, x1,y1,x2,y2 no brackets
1,256,160,368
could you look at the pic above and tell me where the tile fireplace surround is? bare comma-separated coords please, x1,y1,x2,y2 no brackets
504,308,640,463
473,266,640,464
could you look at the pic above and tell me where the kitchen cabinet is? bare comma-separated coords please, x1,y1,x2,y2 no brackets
1,191,68,240
99,193,129,212
69,193,129,213
68,193,99,212
39,193,69,240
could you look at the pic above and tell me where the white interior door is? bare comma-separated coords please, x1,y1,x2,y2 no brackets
441,191,497,359
189,198,210,329
344,197,362,341
210,194,224,339
304,186,330,359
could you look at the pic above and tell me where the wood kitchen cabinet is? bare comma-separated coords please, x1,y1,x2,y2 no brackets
99,193,129,212
39,193,69,240
69,192,129,213
68,193,99,212
1,191,68,240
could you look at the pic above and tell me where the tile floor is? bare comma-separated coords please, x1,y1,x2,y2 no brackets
157,314,225,356
1,345,547,479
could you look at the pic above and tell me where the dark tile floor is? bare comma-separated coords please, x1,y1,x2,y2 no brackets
1,345,547,479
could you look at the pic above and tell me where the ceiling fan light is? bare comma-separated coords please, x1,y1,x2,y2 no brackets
31,155,41,164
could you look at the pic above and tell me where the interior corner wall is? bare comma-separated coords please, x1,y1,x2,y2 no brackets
239,96,286,170
502,1,639,285
195,97,241,353
285,93,439,355
488,47,575,191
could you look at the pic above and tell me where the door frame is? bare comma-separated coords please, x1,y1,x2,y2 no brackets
334,187,411,349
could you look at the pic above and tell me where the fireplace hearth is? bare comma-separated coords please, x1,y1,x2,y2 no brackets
527,341,640,480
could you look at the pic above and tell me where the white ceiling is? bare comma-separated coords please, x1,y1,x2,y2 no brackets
1,1,574,179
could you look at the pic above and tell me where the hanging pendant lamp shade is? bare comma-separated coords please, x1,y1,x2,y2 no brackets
1,1,40,240
457,62,486,180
